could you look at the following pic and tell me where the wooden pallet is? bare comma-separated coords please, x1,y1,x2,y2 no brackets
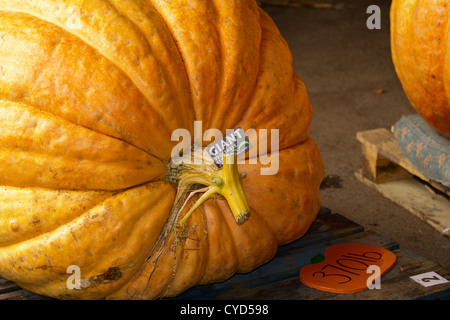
356,128,450,237
1,207,449,300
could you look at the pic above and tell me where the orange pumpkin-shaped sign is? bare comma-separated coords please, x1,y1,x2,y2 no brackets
300,244,396,294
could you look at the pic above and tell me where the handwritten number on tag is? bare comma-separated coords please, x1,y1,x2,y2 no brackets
300,244,397,293
421,275,440,283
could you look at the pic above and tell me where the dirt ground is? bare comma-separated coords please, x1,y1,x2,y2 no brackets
261,0,450,267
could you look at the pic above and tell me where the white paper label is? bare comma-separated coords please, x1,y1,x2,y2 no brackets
206,127,251,167
410,271,449,287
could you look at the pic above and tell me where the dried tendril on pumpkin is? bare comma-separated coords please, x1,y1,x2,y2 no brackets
142,146,251,290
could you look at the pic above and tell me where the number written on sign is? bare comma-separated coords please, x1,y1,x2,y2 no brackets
299,243,396,294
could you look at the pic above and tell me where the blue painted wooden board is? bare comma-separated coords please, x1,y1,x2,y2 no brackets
393,114,450,188
169,207,449,300
171,210,401,300
1,207,448,300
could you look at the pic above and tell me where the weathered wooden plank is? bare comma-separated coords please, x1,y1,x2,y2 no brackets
356,169,450,237
0,289,53,300
356,128,449,196
206,243,449,300
0,208,341,301
327,265,450,300
217,262,450,300
0,278,20,295
356,128,450,237
1,208,447,301
174,229,399,300
172,214,367,300
278,213,364,254
359,137,411,184
321,246,449,300
357,128,412,184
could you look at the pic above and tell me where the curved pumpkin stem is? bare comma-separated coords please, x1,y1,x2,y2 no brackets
167,149,251,229
218,153,251,225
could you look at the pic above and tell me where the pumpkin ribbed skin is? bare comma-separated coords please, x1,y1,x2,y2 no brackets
391,0,450,138
0,0,323,299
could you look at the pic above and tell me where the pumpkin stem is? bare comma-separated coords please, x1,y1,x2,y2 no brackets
218,153,251,225
166,147,251,228
144,148,250,270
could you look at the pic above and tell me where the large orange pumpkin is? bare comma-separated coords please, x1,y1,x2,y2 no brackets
391,0,450,138
0,0,323,299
